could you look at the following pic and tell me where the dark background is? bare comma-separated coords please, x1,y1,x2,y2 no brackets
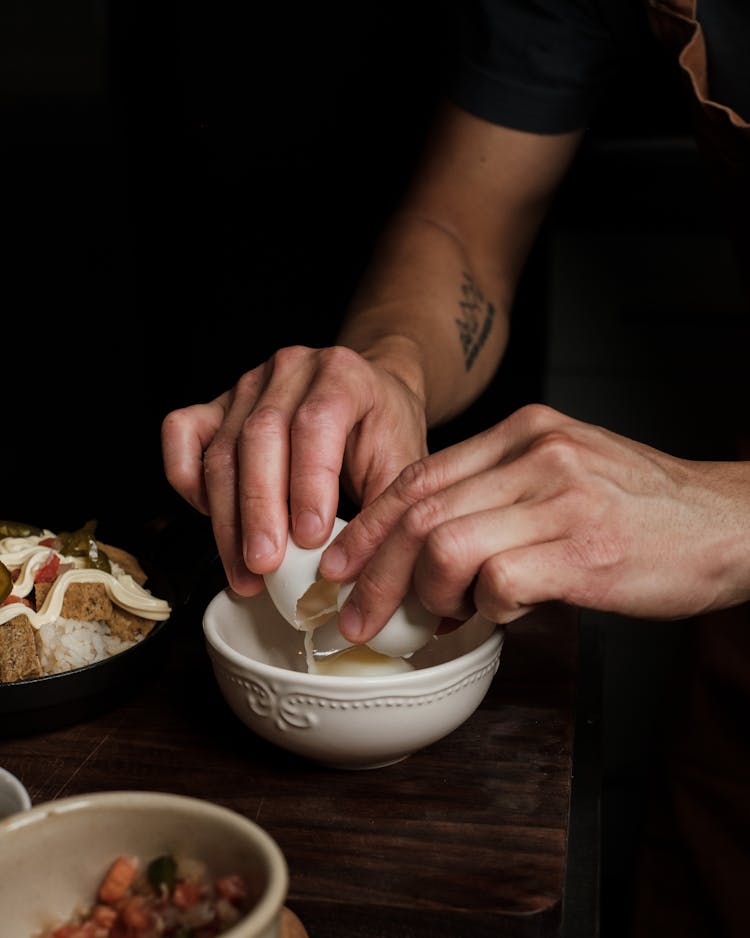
1,0,715,534
2,0,696,542
3,1,464,545
3,4,747,938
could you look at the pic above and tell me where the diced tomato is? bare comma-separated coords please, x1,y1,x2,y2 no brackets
51,926,81,938
51,925,97,938
120,895,151,930
1,594,32,608
172,879,204,908
98,856,138,904
34,551,61,584
39,536,61,549
43,854,250,938
91,904,117,928
216,874,247,903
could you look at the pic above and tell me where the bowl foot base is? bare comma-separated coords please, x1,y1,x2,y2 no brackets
320,753,412,771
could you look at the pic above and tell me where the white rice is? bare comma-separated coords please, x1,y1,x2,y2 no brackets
35,618,140,675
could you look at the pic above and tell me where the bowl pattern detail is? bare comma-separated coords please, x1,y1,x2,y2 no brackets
203,588,504,768
214,657,501,733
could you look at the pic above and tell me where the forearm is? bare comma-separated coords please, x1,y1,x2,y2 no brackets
337,210,513,427
336,103,583,428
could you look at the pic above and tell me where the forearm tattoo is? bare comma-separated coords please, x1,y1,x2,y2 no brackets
455,271,495,371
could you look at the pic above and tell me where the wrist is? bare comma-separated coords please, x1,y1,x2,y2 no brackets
352,334,429,414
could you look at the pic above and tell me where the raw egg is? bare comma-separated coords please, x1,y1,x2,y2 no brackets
262,517,440,673
310,645,415,677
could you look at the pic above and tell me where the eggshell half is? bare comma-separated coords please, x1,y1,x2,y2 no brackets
262,516,440,660
263,517,348,630
354,586,440,659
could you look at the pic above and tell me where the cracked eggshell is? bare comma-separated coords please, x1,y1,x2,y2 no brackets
337,582,440,659
263,516,441,659
262,516,348,630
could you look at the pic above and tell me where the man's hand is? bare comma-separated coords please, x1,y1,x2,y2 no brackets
161,344,428,595
320,404,750,640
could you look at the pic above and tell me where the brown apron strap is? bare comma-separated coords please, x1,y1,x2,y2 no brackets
647,0,749,128
630,10,750,936
646,0,750,299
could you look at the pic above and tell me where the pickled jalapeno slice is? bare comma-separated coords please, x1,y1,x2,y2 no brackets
0,520,43,538
58,520,111,573
0,561,11,603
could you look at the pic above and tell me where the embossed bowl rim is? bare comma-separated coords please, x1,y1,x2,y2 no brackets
203,588,504,693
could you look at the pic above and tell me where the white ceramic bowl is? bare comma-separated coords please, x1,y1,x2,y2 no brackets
203,588,504,770
0,766,31,818
0,790,289,938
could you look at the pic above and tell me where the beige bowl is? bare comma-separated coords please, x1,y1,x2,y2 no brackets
0,790,289,938
203,588,504,770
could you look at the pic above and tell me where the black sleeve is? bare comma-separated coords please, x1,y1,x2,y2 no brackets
446,0,627,133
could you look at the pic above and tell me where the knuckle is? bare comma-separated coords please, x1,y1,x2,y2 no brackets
423,522,464,578
317,345,362,373
270,345,311,371
350,511,392,554
160,408,186,433
240,403,286,442
293,396,338,434
480,553,517,600
202,439,235,478
527,429,584,475
401,496,445,544
516,402,561,432
564,530,625,573
474,556,526,622
392,457,435,505
355,563,394,610
234,369,262,399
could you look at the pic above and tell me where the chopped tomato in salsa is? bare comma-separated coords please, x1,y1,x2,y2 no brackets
1,594,32,608
34,552,61,584
39,854,252,938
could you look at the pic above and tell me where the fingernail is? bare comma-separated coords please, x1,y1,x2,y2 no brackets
338,600,364,642
321,543,347,578
294,509,323,543
245,533,275,562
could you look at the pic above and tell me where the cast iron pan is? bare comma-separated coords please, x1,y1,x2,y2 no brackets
0,564,179,737
0,515,212,737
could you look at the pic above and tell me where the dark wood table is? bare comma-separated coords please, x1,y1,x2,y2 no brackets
0,547,596,938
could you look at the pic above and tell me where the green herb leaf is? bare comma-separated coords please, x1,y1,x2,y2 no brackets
147,854,178,894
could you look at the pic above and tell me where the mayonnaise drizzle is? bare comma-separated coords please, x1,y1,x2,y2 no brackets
7,547,61,599
0,536,171,630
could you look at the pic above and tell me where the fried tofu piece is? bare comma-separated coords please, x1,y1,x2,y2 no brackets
108,604,155,642
0,613,43,682
35,581,113,621
35,580,155,642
